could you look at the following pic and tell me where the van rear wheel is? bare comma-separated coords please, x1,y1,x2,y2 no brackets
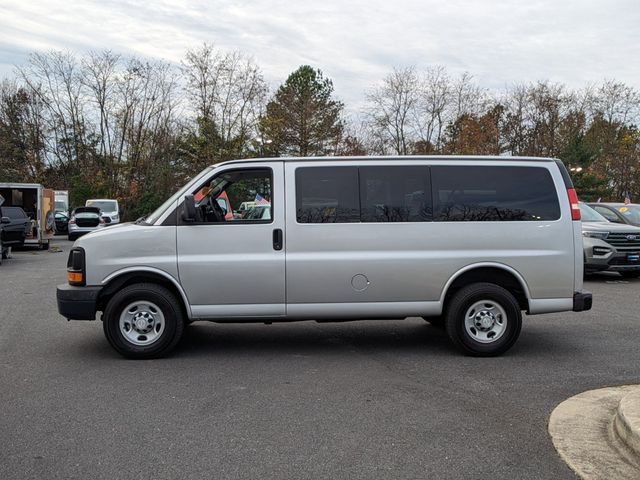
445,283,522,356
103,283,185,359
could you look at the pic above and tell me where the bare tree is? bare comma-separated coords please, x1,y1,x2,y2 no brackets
588,80,640,125
18,51,87,177
365,66,420,155
0,81,47,182
416,66,450,151
182,43,267,161
450,72,487,120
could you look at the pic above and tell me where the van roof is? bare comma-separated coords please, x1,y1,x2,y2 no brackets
215,155,560,168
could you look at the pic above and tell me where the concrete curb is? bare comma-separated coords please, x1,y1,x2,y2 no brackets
549,385,640,479
614,389,640,459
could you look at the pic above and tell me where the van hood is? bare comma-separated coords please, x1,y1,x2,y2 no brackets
74,221,135,244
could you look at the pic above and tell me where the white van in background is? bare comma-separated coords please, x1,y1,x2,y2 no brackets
58,156,592,359
54,190,69,213
85,199,120,225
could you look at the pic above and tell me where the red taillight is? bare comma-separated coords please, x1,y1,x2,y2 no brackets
69,217,76,224
99,217,105,224
567,188,581,220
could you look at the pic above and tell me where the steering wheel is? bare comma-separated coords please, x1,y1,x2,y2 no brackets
210,198,226,222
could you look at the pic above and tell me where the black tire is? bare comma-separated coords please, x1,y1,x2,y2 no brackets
422,316,444,328
620,271,640,279
41,240,50,250
445,283,522,357
102,283,185,359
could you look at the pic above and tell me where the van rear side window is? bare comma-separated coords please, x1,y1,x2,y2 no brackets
296,167,360,223
359,166,431,222
431,166,560,221
296,166,432,223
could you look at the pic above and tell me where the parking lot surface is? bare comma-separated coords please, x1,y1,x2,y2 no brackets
1,238,639,479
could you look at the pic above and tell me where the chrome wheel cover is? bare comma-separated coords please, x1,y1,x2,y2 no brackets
463,300,507,344
119,301,165,346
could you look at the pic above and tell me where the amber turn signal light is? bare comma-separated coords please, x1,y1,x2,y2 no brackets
67,271,84,285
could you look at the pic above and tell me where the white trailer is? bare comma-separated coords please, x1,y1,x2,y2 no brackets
0,183,55,249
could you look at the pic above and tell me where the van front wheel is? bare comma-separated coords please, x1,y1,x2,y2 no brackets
445,283,522,357
103,283,185,359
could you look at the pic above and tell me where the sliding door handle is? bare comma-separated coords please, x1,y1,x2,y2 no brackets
273,228,283,251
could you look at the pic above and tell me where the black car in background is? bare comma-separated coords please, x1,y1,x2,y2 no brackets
0,206,31,254
54,210,70,234
0,216,9,264
588,203,640,227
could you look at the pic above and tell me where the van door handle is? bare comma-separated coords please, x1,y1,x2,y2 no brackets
273,228,283,251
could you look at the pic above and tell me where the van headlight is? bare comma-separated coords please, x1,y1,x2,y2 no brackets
582,230,609,239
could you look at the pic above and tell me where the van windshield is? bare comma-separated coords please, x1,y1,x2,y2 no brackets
145,167,214,225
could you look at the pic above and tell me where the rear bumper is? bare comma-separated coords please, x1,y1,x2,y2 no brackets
56,284,101,320
573,291,593,312
69,225,103,233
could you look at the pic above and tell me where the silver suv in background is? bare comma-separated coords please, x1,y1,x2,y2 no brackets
579,202,640,278
57,156,592,359
68,206,106,241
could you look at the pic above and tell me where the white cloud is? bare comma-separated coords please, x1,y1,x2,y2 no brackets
0,0,639,110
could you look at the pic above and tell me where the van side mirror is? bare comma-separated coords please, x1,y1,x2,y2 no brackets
182,195,197,222
1,216,10,224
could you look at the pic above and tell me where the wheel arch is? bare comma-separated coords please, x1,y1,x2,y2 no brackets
440,263,531,312
98,267,192,319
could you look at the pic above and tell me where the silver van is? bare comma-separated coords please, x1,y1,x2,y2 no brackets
57,156,592,358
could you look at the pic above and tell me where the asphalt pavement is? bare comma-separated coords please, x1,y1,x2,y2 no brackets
1,238,639,480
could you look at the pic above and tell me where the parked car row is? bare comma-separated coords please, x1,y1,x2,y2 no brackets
580,202,640,278
54,198,120,241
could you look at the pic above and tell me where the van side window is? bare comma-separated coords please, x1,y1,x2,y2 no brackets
194,169,272,223
359,166,432,222
432,166,561,221
296,167,360,223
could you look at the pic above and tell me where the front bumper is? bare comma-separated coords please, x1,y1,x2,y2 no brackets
573,291,593,312
56,284,101,320
583,237,640,272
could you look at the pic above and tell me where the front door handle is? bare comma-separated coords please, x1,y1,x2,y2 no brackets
273,228,283,251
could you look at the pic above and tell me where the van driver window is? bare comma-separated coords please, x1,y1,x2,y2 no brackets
193,169,272,223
